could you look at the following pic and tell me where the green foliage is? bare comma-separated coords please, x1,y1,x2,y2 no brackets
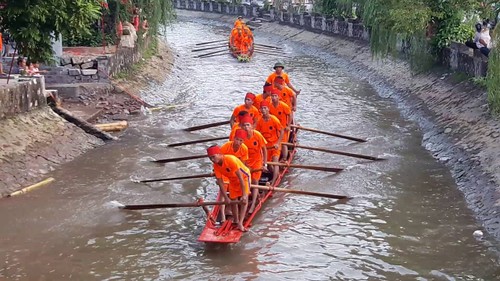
63,27,115,47
432,22,474,49
486,29,500,115
0,0,101,63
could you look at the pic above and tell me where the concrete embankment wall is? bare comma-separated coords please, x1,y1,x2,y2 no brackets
176,8,500,239
175,0,488,78
0,79,102,197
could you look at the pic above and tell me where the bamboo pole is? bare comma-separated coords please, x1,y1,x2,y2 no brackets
7,178,55,197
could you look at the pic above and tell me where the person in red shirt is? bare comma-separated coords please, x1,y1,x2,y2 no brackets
240,115,268,213
266,62,301,95
253,84,272,109
208,145,250,232
255,100,284,186
230,92,259,127
269,89,292,160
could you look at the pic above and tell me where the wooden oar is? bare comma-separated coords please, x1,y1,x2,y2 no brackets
152,154,206,163
192,45,227,52
167,136,228,147
183,120,230,132
198,52,230,59
254,43,282,50
196,49,228,58
291,125,367,143
134,173,214,183
251,185,349,200
254,51,293,59
195,39,227,46
282,142,385,161
267,161,343,173
118,201,236,210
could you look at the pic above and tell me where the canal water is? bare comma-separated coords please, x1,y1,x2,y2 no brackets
1,15,499,280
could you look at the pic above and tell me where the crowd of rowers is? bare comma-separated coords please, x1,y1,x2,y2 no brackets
229,16,254,54
206,62,301,232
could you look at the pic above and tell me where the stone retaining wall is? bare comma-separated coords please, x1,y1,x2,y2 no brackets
0,78,46,120
176,1,488,78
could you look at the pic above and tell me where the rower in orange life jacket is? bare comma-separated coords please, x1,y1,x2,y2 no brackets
255,100,284,186
230,27,249,54
254,84,272,110
230,92,260,128
240,115,268,214
219,129,250,222
269,88,292,160
234,16,244,28
207,145,250,232
229,110,249,141
266,62,301,96
273,76,296,112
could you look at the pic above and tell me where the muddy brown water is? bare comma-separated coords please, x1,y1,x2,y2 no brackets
1,18,499,280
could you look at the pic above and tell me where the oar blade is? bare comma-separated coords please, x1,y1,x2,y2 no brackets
151,154,206,163
167,136,228,147
135,173,214,183
251,185,349,200
183,120,230,132
119,201,228,210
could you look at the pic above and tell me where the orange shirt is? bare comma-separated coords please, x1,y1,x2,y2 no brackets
213,155,250,198
255,115,283,145
277,86,295,108
269,101,291,128
244,130,267,168
266,72,290,85
232,104,260,120
229,123,244,141
253,93,270,109
220,141,249,163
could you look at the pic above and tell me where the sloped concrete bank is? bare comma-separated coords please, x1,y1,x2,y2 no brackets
0,102,103,197
179,10,500,239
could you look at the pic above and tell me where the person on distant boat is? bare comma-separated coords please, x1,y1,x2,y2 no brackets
219,129,250,222
255,100,284,186
240,115,268,213
230,26,250,54
234,16,244,28
273,76,296,112
269,89,292,160
207,145,250,232
242,24,254,46
230,92,259,128
253,84,272,109
266,62,301,96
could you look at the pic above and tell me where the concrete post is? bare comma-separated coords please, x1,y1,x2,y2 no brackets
270,8,274,20
348,22,353,37
322,17,326,31
311,16,315,29
51,33,63,65
300,14,304,26
333,19,338,33
209,2,213,11
243,5,247,16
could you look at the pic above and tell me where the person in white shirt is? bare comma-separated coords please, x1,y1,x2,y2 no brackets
466,21,491,57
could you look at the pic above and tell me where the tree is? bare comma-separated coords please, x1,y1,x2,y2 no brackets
0,0,101,63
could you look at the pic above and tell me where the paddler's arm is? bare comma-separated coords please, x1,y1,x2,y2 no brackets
230,114,236,128
287,83,301,95
262,146,268,171
276,128,284,149
216,177,231,203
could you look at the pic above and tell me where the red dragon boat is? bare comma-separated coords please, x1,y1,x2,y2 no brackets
198,129,298,243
